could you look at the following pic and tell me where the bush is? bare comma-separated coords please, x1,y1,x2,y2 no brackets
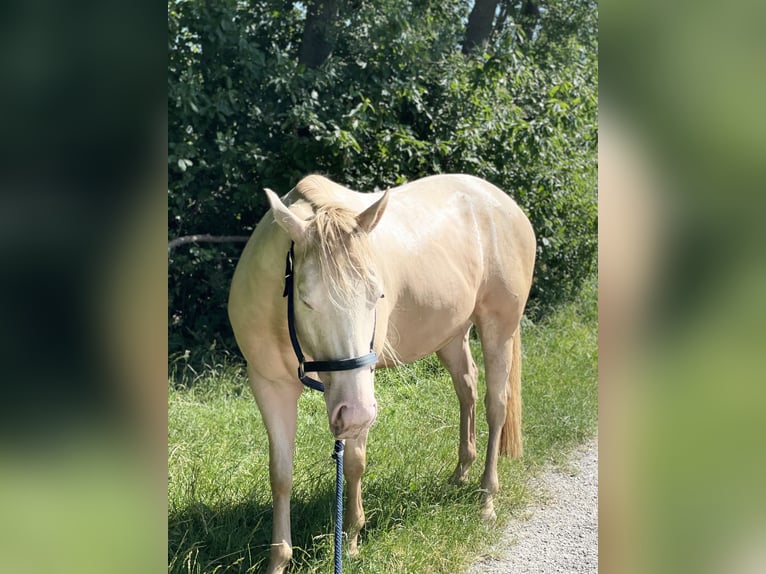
168,0,598,358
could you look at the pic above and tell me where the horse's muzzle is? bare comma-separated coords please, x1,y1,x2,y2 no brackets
329,401,378,439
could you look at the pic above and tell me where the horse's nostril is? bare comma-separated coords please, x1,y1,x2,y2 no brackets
330,402,377,438
331,403,348,430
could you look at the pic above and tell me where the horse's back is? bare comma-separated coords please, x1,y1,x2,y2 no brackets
389,174,533,242
384,174,535,285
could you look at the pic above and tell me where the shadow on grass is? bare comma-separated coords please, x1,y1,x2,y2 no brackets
169,485,337,574
168,469,485,574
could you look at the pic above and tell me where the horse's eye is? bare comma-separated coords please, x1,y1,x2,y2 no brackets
369,290,384,305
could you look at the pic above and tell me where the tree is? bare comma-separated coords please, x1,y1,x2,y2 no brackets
519,0,541,42
298,0,341,68
463,0,500,54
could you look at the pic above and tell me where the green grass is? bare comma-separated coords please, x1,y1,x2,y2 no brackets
168,278,597,573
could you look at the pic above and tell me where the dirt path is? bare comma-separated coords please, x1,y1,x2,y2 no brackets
468,438,598,574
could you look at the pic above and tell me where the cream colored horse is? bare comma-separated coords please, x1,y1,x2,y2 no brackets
228,174,535,574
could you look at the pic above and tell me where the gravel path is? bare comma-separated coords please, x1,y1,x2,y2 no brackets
468,438,598,574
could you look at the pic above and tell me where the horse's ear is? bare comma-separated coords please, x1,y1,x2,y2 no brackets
265,188,307,242
356,190,389,234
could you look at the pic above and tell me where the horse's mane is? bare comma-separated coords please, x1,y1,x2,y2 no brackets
294,175,376,307
294,174,351,209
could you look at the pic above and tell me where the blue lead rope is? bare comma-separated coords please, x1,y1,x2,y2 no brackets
332,440,345,574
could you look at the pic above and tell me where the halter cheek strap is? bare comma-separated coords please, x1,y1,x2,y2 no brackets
283,242,378,392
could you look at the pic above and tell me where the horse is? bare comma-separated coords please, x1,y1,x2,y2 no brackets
228,174,536,573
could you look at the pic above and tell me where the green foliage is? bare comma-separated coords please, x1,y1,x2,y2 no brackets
168,280,597,572
168,0,598,356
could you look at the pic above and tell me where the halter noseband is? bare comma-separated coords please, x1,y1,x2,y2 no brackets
283,242,378,392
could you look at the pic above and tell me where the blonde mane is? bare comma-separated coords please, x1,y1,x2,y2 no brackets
295,175,377,307
294,174,350,208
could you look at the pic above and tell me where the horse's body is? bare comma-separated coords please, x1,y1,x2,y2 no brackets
228,174,535,573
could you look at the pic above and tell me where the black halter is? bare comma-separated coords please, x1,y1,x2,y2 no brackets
283,242,378,392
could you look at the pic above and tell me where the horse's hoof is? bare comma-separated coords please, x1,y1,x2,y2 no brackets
266,542,292,574
348,539,360,558
448,471,468,486
480,500,497,523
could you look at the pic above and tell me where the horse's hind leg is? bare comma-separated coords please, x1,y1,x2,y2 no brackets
249,367,302,574
343,428,368,557
437,323,478,485
474,316,519,522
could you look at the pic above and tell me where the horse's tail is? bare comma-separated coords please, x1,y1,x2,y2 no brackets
500,325,523,458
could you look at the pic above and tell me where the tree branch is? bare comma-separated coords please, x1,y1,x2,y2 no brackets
168,234,250,255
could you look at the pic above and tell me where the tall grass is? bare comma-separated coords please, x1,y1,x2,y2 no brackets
168,278,596,573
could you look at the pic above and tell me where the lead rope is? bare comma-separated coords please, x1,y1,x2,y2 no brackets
332,440,345,574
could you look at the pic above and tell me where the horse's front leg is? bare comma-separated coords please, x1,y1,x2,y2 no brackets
250,369,302,574
343,428,369,557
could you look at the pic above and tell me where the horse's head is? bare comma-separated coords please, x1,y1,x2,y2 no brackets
266,187,389,439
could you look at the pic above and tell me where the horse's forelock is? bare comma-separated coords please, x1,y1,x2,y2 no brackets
304,205,375,307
